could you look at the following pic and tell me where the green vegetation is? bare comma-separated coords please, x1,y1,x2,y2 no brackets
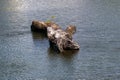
45,16,56,23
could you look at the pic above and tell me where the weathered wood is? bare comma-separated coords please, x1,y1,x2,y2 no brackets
31,20,47,32
47,27,79,52
31,20,80,52
31,20,60,32
65,25,76,36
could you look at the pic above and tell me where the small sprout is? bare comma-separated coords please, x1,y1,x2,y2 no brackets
45,20,51,23
51,16,56,19
45,16,56,23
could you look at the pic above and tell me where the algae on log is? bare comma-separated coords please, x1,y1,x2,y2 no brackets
31,20,80,52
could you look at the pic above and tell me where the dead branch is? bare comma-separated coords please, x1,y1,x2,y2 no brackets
31,20,80,52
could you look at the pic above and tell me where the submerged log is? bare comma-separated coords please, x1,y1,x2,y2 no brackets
31,20,80,52
65,25,76,36
47,27,79,52
31,20,60,32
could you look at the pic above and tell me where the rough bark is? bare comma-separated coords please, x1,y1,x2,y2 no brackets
31,20,80,52
31,20,60,32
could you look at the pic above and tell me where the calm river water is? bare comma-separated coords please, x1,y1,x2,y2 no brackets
0,0,120,80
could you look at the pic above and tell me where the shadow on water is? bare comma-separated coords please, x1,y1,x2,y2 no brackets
48,47,79,59
31,31,47,40
32,31,79,57
31,31,49,48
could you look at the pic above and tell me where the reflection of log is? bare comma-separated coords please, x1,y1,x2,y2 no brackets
32,32,47,40
31,20,80,52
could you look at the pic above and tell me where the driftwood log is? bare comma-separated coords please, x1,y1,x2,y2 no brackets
31,20,80,52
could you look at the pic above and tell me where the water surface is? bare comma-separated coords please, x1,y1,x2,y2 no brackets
0,0,120,80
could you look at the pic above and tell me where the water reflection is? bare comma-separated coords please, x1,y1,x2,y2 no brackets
31,31,47,40
48,47,79,59
1,0,120,79
32,31,79,56
60,50,79,58
1,0,29,11
47,47,78,80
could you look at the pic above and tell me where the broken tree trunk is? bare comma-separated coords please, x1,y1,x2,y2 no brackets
31,20,60,32
31,20,80,52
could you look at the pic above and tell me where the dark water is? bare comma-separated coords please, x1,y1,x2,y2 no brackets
0,0,120,80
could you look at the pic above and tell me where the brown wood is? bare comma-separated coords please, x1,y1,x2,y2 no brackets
31,20,80,52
